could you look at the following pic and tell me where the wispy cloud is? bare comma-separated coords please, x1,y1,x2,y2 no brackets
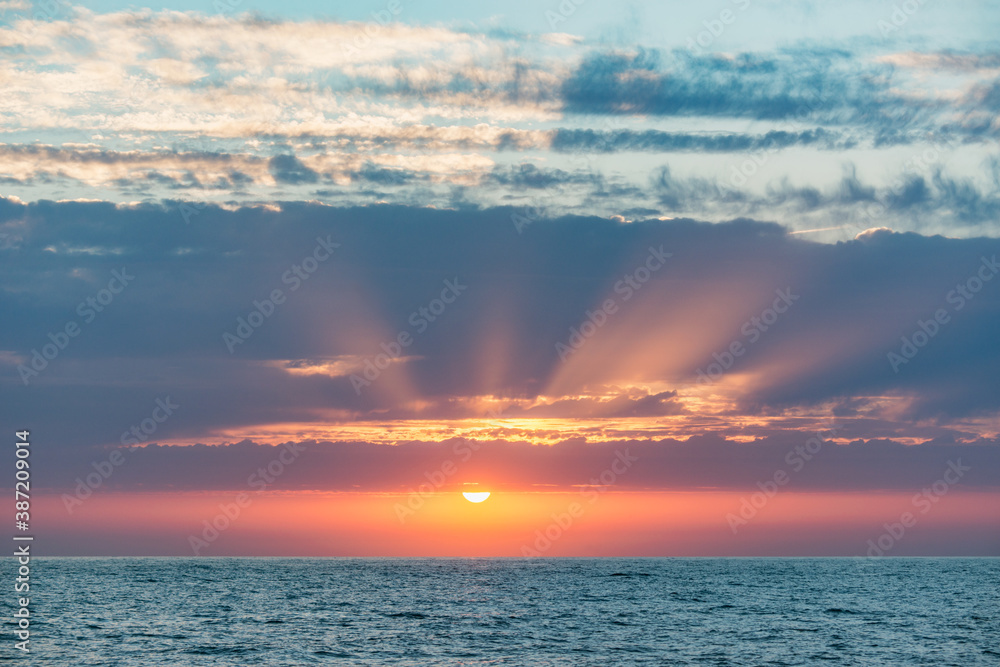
0,8,996,236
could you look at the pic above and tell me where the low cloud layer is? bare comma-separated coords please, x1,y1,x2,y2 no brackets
2,201,999,496
41,435,1000,495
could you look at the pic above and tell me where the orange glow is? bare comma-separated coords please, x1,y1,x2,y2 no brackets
137,408,876,448
37,490,1000,557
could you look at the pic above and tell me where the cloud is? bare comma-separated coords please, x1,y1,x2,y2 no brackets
558,49,901,124
268,155,319,184
550,128,847,153
488,163,601,189
650,162,1000,230
1,200,999,459
34,435,1000,494
0,7,997,235
877,51,1000,71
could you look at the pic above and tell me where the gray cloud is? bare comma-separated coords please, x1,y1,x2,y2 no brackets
2,200,999,455
268,155,319,184
34,434,1000,494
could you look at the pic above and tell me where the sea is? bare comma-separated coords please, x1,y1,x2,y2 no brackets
14,557,999,665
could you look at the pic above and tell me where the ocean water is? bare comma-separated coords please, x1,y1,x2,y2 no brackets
17,557,999,665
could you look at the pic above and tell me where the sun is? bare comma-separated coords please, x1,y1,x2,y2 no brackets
462,491,491,503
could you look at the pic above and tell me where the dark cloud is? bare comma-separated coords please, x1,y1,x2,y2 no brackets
353,163,415,185
308,46,992,145
649,162,1000,224
497,390,686,419
34,435,1000,494
551,128,845,153
558,49,904,125
489,163,601,189
966,79,1000,112
1,200,999,456
268,154,318,184
0,144,242,166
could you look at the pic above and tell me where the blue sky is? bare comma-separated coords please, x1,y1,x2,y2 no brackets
43,0,1000,50
1,0,998,239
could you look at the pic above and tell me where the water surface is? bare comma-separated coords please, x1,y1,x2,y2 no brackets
21,557,1000,665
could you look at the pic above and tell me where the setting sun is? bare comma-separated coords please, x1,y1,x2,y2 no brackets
462,491,491,503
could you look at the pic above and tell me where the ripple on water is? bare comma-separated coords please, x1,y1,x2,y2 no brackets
29,557,1000,666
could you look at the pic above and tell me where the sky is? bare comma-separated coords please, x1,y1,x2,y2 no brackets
1,0,999,556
